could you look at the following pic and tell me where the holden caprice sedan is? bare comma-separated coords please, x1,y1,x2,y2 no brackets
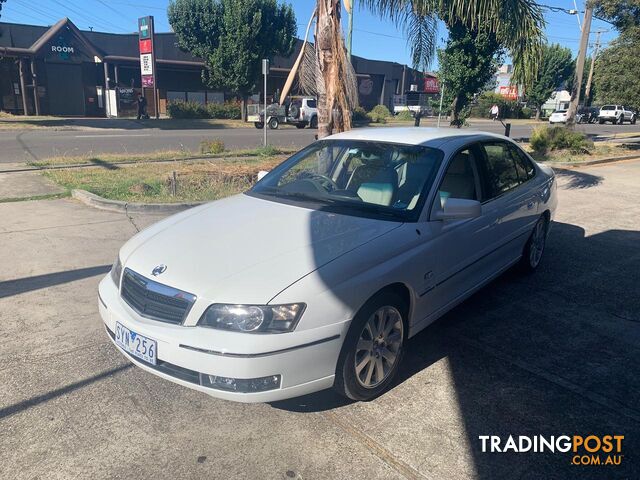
99,128,557,402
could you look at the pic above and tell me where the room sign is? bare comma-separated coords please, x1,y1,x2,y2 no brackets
138,16,156,87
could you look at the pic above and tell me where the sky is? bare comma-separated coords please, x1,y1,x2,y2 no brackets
1,0,619,70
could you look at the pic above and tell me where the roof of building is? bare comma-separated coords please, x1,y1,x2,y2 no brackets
0,18,425,80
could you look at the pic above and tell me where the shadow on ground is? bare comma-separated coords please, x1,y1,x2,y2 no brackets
272,221,640,479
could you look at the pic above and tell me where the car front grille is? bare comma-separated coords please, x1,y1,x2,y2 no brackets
121,268,196,324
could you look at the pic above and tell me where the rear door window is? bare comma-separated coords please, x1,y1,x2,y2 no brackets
480,142,521,198
507,144,536,182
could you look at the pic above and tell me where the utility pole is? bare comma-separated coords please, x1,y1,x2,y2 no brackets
566,5,593,128
584,30,602,105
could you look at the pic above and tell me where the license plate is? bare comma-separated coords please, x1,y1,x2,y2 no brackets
115,322,157,365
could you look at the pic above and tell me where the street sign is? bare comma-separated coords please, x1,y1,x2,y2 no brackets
139,39,152,54
138,16,158,117
262,59,270,75
140,54,153,75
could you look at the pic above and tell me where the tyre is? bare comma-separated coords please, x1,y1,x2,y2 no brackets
268,117,279,130
334,292,407,401
309,116,318,129
598,119,604,125
519,214,549,273
618,115,625,125
632,116,637,125
254,122,264,129
295,123,306,129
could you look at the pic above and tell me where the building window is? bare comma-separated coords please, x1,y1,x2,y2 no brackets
187,91,205,105
167,91,186,103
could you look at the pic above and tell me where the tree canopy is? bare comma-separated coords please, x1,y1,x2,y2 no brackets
168,0,296,103
594,31,640,108
437,21,503,125
361,0,545,88
526,43,574,117
594,0,640,33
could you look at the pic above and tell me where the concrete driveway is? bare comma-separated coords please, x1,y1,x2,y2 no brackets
1,160,639,479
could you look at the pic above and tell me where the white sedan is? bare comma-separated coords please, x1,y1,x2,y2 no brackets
99,128,557,402
548,110,568,124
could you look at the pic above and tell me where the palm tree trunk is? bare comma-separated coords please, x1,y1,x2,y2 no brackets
316,0,352,138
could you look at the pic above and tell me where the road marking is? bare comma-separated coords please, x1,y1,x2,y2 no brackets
73,134,153,138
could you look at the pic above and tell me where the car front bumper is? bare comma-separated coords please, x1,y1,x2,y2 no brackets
98,275,348,402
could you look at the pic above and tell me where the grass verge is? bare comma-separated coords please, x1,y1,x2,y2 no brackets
29,146,297,168
43,156,286,203
524,142,638,163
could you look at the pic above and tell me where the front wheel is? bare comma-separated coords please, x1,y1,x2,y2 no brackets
618,115,625,125
295,123,306,129
334,292,407,401
598,119,605,124
254,122,264,129
632,116,637,125
268,117,279,130
519,215,548,273
309,116,318,129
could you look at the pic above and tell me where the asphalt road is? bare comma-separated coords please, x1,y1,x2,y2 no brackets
1,159,639,479
2,119,639,163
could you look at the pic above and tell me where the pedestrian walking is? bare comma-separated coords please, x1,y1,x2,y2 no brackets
137,93,148,120
490,104,500,121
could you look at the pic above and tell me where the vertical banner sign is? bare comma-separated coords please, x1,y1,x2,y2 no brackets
138,16,156,88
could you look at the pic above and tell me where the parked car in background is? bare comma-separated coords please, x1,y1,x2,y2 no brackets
248,96,318,130
598,105,637,124
100,128,557,403
549,110,568,124
576,106,599,124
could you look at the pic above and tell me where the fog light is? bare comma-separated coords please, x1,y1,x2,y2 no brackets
199,373,281,393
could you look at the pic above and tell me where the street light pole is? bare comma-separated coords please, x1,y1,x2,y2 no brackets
566,6,593,128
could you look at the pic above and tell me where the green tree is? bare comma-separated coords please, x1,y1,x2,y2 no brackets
436,22,503,126
594,30,640,108
594,0,640,33
526,44,574,119
168,0,296,119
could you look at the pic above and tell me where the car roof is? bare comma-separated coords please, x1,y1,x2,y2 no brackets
326,127,510,147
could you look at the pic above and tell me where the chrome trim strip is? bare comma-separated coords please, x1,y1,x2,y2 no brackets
179,334,341,358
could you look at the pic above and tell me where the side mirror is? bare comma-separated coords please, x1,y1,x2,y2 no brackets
257,170,269,181
434,198,481,221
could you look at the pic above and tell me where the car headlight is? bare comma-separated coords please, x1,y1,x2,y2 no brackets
198,303,305,333
110,255,122,287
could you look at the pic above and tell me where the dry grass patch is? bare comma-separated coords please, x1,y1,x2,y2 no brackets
44,156,286,203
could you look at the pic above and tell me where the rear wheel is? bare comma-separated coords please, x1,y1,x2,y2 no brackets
254,122,264,129
519,215,548,273
295,123,306,129
334,292,407,401
268,117,279,130
598,119,604,124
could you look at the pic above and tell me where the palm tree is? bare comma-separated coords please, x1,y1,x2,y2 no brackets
309,0,545,137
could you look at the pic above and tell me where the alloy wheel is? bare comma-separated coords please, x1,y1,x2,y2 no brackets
354,306,404,389
529,219,546,268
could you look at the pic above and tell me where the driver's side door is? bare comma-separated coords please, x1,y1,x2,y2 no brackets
412,143,502,327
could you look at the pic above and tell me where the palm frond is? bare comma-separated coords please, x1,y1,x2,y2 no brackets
359,0,545,86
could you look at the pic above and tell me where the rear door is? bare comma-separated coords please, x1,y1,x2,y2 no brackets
478,141,539,262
